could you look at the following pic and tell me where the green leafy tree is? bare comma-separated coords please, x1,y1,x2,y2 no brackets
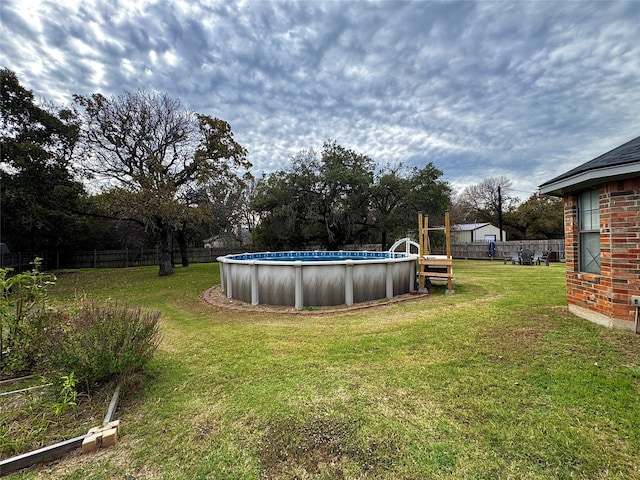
511,193,564,240
317,141,374,249
0,69,93,255
74,90,250,275
251,149,321,249
203,173,256,248
370,165,408,249
251,141,374,250
371,162,451,249
251,142,452,251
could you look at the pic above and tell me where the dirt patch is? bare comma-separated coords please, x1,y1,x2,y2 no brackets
202,284,429,315
258,415,394,479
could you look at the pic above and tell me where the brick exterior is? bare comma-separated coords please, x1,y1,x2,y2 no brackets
564,178,640,330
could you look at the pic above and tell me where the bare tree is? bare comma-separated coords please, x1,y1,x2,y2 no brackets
75,90,250,275
455,176,519,239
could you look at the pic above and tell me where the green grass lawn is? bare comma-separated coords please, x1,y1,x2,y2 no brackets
7,260,640,479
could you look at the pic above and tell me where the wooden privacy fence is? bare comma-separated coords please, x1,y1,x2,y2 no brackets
433,239,566,261
1,247,249,270
63,245,391,269
1,239,566,271
63,247,248,269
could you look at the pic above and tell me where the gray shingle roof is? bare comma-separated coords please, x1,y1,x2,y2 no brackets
539,135,640,195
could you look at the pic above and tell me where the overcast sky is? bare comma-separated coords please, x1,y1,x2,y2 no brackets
1,0,639,199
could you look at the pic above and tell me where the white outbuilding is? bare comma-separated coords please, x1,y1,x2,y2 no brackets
451,223,506,243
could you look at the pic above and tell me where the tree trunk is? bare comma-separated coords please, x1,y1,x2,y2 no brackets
380,230,388,251
176,229,189,267
158,222,174,276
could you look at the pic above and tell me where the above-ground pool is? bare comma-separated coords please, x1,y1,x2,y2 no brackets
217,251,418,308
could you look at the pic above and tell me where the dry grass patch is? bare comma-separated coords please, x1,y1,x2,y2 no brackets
475,308,560,362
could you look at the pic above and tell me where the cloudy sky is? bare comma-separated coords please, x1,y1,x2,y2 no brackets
1,0,639,199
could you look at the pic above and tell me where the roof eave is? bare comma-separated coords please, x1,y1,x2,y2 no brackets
539,162,640,196
454,223,491,231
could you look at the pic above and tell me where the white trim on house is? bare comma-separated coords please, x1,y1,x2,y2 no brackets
539,161,640,196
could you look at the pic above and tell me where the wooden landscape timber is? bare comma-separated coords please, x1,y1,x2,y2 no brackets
0,384,122,476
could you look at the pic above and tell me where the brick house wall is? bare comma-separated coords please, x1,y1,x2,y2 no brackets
564,177,640,330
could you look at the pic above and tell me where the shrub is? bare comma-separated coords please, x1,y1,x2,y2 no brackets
52,372,78,416
41,300,162,390
0,259,56,375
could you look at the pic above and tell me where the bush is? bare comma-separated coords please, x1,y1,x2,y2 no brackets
1,260,161,389
41,300,162,390
0,259,56,376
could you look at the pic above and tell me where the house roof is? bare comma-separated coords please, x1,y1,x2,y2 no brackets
453,223,492,231
539,135,640,196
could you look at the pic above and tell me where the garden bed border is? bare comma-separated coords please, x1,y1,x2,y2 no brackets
0,384,121,476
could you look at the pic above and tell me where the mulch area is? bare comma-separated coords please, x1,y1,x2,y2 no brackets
202,284,429,315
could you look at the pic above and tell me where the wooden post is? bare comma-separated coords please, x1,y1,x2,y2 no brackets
418,212,424,290
422,215,431,255
445,211,453,291
417,212,424,255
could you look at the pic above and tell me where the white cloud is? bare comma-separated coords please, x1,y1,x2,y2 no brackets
1,0,639,197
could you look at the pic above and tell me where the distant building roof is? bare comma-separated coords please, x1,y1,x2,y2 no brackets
453,223,492,231
539,135,640,196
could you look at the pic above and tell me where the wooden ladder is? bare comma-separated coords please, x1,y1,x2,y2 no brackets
417,211,454,292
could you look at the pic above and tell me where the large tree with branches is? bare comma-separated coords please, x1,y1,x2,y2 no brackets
453,176,519,239
0,68,92,255
75,90,250,275
251,141,375,250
